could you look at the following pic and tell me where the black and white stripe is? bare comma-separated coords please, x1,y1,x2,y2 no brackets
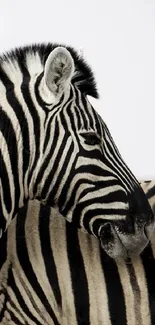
0,180,155,325
0,43,153,258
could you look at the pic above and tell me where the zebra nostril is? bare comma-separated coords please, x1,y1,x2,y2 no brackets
144,221,155,240
143,223,148,239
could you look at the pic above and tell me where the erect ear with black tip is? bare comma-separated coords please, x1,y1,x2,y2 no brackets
44,47,74,97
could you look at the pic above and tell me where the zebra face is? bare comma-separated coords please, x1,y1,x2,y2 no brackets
62,110,154,260
40,46,154,259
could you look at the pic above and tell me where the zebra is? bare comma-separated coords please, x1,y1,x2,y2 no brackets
0,42,153,259
0,180,155,325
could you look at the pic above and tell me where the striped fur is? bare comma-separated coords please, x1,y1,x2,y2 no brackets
0,43,153,258
0,180,155,325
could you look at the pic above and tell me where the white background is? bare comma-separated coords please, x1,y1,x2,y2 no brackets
0,0,155,179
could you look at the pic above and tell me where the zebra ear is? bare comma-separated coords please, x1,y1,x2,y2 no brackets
44,47,74,96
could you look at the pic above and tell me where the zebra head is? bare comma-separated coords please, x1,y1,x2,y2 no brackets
0,44,154,259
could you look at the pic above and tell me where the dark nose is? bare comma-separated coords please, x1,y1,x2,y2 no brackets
128,186,154,226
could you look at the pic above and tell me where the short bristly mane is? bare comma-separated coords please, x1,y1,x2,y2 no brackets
0,43,99,99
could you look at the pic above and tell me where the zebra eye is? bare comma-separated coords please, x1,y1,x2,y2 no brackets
80,132,101,145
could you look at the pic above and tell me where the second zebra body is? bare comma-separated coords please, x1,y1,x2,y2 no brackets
0,180,155,325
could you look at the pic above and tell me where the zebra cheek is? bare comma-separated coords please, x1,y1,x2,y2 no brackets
99,222,127,259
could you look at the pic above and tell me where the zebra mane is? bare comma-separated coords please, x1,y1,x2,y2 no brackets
0,43,99,99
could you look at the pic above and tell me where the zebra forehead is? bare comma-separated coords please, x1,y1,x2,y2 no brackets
0,43,99,99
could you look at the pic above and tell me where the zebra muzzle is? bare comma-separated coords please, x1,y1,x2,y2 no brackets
99,220,154,260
